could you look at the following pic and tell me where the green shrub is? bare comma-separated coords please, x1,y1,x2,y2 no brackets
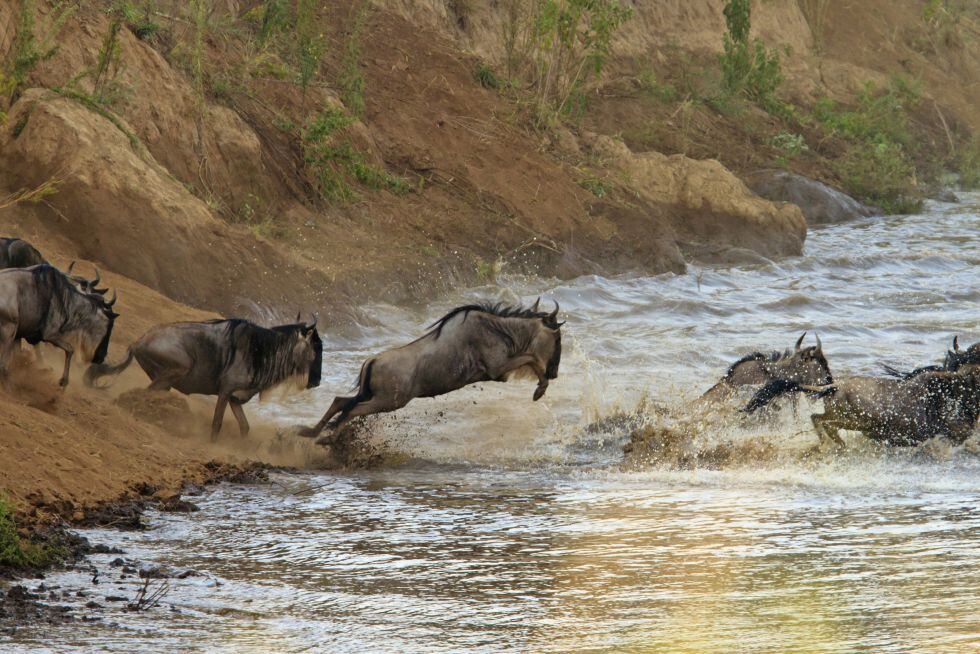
578,176,609,197
340,1,370,117
837,141,922,214
769,131,808,155
295,0,327,105
0,496,63,570
956,135,980,189
2,0,75,107
301,107,407,203
720,0,783,105
474,63,499,89
119,1,161,40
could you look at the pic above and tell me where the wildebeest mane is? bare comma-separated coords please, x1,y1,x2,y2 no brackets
272,322,322,388
26,265,115,362
427,301,558,338
723,350,789,381
218,319,317,390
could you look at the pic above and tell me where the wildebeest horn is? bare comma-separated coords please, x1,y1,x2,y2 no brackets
548,301,559,323
91,267,101,287
814,333,822,352
795,331,807,350
105,290,117,308
953,335,960,351
67,261,76,274
532,297,540,312
296,310,302,323
308,313,318,330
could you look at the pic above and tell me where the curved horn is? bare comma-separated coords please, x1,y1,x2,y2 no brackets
91,267,101,288
296,310,302,323
548,301,559,323
953,335,960,351
67,261,76,274
105,290,117,308
308,313,318,330
795,331,807,350
814,332,822,352
531,297,540,312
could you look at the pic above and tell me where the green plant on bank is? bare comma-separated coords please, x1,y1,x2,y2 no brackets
1,0,75,112
813,76,921,148
474,63,500,89
636,69,678,104
301,107,408,204
497,0,632,127
578,175,609,198
295,0,327,106
719,0,784,110
0,496,64,570
118,0,161,40
957,136,980,189
769,130,808,155
340,1,370,118
797,0,831,52
837,141,922,214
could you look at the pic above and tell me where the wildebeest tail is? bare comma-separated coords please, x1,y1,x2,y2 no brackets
742,379,837,413
84,348,135,388
337,359,375,417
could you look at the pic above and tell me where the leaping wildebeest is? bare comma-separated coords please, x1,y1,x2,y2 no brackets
743,360,980,449
85,316,322,438
701,332,833,403
0,263,118,386
298,300,564,443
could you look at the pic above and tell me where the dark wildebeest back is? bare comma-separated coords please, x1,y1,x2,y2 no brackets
299,300,564,442
880,336,980,380
0,264,118,386
85,317,322,438
744,366,980,448
701,332,833,403
0,238,45,270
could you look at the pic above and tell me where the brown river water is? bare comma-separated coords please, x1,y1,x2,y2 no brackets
8,195,980,653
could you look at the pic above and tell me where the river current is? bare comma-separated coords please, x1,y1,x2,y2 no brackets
9,195,980,653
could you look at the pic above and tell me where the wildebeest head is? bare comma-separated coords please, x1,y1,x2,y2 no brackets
529,298,564,380
66,261,109,296
85,290,119,365
945,337,980,373
770,332,833,386
275,313,322,389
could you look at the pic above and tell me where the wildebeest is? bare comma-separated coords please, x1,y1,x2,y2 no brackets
701,332,832,403
881,336,980,379
0,237,45,269
85,316,322,438
744,364,980,448
298,299,564,442
0,264,118,386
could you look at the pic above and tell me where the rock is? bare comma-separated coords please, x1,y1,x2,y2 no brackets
743,170,878,225
581,133,807,260
933,189,959,203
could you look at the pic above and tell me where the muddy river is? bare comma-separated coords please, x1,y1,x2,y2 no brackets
10,196,980,653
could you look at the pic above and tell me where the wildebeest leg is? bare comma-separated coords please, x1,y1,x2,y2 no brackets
211,392,231,440
299,395,356,438
229,398,250,437
811,413,845,449
55,344,74,387
313,396,404,445
490,354,549,400
0,322,16,385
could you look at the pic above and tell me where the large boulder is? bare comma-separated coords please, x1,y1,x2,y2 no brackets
583,134,807,261
744,170,878,225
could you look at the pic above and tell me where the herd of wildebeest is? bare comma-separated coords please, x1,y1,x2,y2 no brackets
1,236,978,451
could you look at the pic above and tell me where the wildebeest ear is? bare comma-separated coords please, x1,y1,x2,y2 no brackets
92,287,109,296
795,331,807,350
953,335,960,351
108,311,120,319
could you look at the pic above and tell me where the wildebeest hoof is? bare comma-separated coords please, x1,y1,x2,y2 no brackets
314,433,335,447
296,425,321,439
533,385,547,401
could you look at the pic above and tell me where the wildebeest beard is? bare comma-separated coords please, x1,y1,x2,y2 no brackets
271,321,322,388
